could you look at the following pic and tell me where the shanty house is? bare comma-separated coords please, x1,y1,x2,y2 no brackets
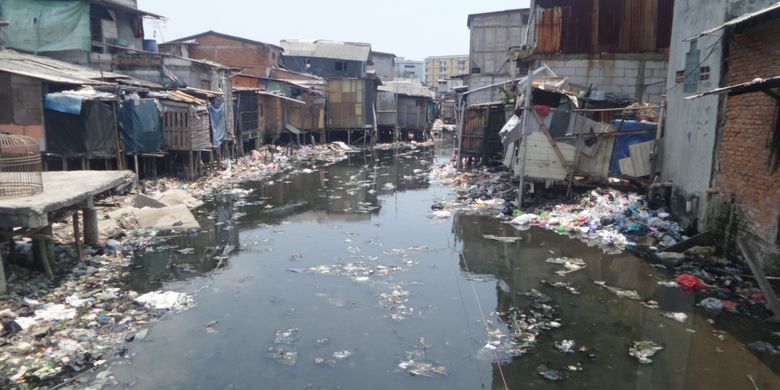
377,79,434,141
525,0,673,104
0,0,163,66
0,50,122,160
280,40,371,79
160,31,284,78
660,0,776,231
662,1,780,268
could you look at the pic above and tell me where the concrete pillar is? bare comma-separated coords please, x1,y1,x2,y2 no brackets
72,211,82,261
83,208,99,247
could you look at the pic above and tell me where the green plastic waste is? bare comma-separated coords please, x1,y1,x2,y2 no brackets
512,209,525,217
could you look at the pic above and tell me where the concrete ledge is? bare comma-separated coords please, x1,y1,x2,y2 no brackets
0,171,136,228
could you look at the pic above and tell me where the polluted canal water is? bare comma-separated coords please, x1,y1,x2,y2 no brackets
75,144,779,390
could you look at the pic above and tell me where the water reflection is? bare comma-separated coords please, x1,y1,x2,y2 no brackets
126,147,435,292
455,213,780,389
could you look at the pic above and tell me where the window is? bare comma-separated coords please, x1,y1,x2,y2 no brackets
683,40,701,93
699,66,710,81
675,70,685,83
522,14,530,25
458,59,466,73
471,67,481,74
335,61,347,72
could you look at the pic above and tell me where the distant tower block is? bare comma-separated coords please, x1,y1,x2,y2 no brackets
0,134,43,198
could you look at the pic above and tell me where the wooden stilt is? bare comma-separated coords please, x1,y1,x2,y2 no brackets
0,247,6,294
33,227,54,280
83,208,99,247
72,211,82,261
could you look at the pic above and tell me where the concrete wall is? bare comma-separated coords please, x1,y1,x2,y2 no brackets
713,17,780,266
466,10,527,105
469,11,527,76
369,53,395,80
542,56,668,103
661,0,775,230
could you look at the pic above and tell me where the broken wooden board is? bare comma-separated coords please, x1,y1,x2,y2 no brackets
522,132,576,181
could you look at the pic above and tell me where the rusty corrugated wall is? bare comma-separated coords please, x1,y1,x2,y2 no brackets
535,0,674,54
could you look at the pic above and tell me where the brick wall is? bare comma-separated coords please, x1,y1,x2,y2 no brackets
188,35,279,77
716,19,780,247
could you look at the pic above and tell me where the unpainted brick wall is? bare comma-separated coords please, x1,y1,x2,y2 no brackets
188,35,278,77
716,19,780,246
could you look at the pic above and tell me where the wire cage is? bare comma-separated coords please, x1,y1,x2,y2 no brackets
0,134,43,198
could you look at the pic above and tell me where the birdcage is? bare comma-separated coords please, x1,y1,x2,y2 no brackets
0,134,43,198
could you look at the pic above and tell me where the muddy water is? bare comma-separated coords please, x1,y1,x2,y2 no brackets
99,145,779,390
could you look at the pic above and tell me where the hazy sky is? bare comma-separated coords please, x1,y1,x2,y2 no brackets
138,0,530,60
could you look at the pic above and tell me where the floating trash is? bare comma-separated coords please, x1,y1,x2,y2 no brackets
554,339,576,353
546,257,587,276
661,312,688,323
537,365,564,381
544,280,580,295
332,350,352,360
629,340,663,364
593,281,641,300
482,234,522,243
274,328,300,345
268,347,298,366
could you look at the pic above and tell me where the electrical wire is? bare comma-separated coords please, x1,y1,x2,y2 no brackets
458,252,510,390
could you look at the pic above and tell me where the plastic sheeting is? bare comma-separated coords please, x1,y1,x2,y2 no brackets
209,101,227,147
45,101,118,158
119,99,163,153
1,0,91,53
609,120,657,174
45,93,86,115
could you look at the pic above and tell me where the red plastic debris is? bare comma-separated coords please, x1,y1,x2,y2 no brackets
721,300,738,310
675,274,709,290
534,105,551,117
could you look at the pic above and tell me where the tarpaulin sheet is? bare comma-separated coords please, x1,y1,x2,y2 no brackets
45,101,117,158
1,0,91,53
209,101,227,147
45,93,86,115
609,120,657,174
119,99,163,153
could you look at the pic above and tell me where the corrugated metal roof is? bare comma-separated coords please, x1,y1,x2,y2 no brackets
0,50,118,85
684,75,780,99
279,40,371,62
92,0,165,19
164,31,283,51
687,1,780,40
378,79,434,98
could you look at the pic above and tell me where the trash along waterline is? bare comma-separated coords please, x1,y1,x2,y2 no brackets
3,141,779,389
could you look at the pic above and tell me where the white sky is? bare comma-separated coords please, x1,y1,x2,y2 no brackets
138,0,530,60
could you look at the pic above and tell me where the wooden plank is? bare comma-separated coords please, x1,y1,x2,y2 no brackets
737,236,780,322
531,109,571,170
523,132,576,180
619,157,636,177
628,140,654,177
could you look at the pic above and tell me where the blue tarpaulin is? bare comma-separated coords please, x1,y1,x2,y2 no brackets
44,93,86,115
119,99,163,153
609,120,657,174
209,101,227,147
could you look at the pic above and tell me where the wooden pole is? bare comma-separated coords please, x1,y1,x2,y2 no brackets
33,227,54,280
72,211,82,261
737,236,780,323
517,68,534,207
83,207,99,248
0,246,7,295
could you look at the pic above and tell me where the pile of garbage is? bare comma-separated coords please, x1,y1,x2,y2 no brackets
0,143,362,388
0,251,192,386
